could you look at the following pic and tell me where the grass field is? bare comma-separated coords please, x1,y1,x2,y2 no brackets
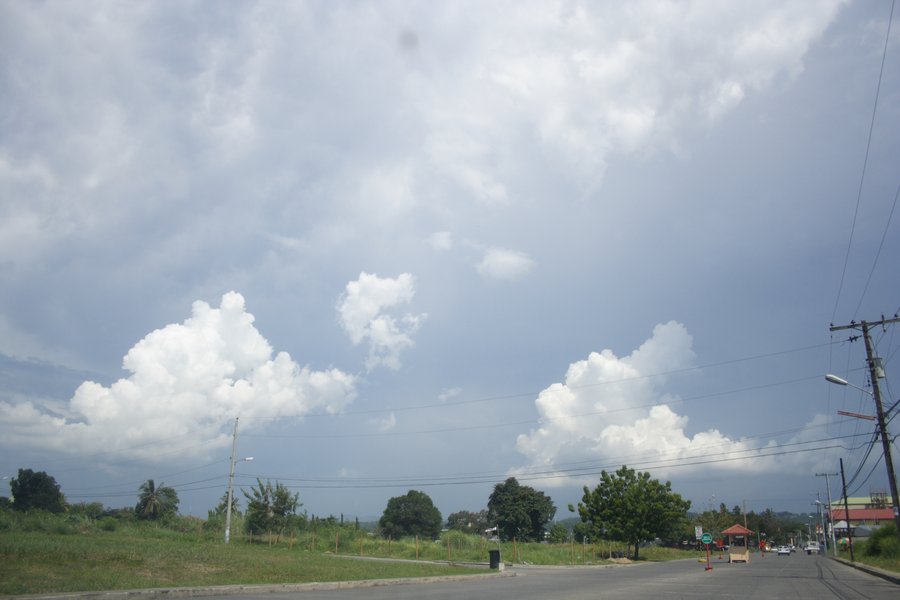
0,527,484,595
2,510,896,595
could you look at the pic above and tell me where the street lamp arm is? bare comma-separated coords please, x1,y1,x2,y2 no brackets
825,374,873,396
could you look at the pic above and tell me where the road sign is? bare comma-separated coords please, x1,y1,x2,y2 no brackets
701,532,713,544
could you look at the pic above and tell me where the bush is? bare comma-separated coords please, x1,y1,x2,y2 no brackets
99,517,118,532
863,524,899,559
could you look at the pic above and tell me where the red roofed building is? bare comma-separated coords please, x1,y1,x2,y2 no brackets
829,493,895,534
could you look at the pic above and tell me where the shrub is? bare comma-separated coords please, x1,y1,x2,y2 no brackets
863,524,899,559
99,517,118,532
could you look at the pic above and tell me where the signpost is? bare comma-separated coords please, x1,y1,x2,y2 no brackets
701,532,713,571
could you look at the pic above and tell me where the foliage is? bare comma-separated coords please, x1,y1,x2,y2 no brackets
487,477,556,542
69,502,105,520
212,491,240,516
446,509,490,535
135,480,179,520
548,522,569,543
574,466,691,559
242,479,303,535
379,490,442,540
863,524,899,559
10,469,67,513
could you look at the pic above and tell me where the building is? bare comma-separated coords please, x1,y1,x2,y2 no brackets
829,493,894,536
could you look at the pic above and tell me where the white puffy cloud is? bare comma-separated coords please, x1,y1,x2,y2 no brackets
514,321,825,485
476,248,536,281
0,292,356,463
336,273,427,371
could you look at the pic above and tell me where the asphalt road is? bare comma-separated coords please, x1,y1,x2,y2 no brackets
218,553,898,600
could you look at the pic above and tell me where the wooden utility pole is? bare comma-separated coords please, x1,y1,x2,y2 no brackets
840,459,854,562
830,316,900,541
815,472,839,555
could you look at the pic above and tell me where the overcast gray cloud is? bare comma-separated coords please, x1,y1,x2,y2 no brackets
0,0,897,519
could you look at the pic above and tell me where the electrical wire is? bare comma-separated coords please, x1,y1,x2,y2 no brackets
831,0,896,322
852,182,900,317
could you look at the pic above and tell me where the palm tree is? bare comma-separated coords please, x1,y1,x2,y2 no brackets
136,479,179,520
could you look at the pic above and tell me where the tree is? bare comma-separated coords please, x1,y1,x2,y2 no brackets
10,468,66,513
135,479,179,520
487,477,556,542
379,490,442,540
446,509,490,535
574,466,691,560
242,479,302,535
548,522,569,544
211,491,240,517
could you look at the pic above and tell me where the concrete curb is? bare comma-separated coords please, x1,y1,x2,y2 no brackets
829,556,900,585
3,572,513,600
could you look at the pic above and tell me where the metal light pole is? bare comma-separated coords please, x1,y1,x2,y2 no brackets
224,418,253,544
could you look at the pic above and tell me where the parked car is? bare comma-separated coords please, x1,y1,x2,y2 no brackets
776,545,791,556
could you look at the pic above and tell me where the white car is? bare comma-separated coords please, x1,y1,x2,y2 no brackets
776,545,791,556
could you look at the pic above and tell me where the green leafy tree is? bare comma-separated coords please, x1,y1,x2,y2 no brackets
574,466,691,559
242,479,302,535
487,477,556,542
10,468,66,513
135,479,179,520
379,490,442,540
548,522,570,543
446,509,490,534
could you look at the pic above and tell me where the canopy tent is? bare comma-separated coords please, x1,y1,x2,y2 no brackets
721,524,753,563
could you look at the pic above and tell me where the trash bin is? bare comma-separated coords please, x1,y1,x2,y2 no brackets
489,549,501,569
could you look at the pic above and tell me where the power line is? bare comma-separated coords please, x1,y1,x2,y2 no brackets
831,0,896,322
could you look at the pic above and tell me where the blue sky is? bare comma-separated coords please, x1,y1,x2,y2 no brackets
1,0,898,522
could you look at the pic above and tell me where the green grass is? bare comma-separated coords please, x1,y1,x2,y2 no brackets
0,511,707,595
0,526,479,595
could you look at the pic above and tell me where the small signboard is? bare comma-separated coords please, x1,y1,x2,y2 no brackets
701,532,712,545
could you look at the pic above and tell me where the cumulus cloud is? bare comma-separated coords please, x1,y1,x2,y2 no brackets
514,321,824,485
476,248,536,281
336,273,427,371
0,292,357,463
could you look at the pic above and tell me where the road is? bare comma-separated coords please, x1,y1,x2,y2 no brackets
218,553,897,600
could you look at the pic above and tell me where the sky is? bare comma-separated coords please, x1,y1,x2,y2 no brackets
1,0,898,524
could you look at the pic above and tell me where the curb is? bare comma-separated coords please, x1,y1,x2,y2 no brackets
829,556,900,585
3,572,513,600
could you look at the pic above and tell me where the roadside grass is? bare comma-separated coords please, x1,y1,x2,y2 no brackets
0,527,480,595
0,511,704,594
841,535,900,574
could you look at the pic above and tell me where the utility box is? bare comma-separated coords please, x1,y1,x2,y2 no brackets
489,549,502,570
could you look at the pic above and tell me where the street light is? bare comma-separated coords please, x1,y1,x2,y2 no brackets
826,373,900,542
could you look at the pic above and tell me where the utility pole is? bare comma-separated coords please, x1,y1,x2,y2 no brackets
830,316,900,541
840,458,854,562
225,417,239,544
816,472,838,556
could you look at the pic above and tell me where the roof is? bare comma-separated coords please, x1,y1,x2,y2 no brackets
830,508,894,521
721,524,754,535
